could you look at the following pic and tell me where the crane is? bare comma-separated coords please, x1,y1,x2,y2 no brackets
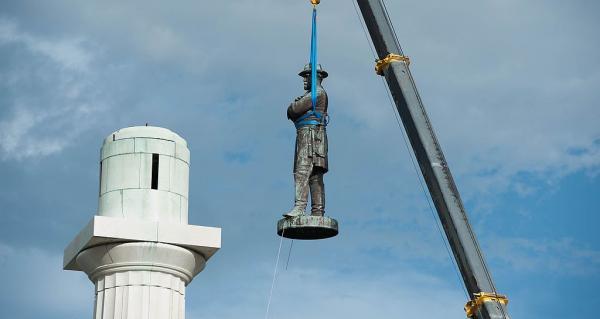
353,1,511,318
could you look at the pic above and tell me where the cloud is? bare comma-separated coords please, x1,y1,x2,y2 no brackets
6,0,596,199
0,18,107,160
0,18,92,72
377,0,600,199
0,104,102,160
486,237,600,276
0,2,598,319
187,263,465,319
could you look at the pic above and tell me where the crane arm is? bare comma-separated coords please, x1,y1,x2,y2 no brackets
355,1,510,318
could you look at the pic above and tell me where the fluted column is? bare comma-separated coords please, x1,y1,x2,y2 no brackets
77,242,205,319
92,270,185,319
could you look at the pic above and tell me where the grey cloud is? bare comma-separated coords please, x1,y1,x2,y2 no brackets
0,1,599,319
0,18,93,72
486,236,600,275
187,264,465,319
0,18,109,160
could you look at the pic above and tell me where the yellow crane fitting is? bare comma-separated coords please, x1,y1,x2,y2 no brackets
375,53,410,76
464,292,509,318
310,0,320,6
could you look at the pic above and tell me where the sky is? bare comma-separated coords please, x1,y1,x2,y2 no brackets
0,0,599,318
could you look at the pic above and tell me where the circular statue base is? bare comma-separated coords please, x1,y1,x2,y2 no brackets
277,215,339,240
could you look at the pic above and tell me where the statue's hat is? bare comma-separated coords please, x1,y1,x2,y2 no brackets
298,64,328,79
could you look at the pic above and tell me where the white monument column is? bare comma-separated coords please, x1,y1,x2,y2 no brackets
64,126,221,319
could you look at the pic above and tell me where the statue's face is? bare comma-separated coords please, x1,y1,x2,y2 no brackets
303,76,310,91
303,76,323,91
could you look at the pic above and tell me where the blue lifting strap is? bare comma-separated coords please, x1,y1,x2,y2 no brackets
310,7,318,114
295,6,327,129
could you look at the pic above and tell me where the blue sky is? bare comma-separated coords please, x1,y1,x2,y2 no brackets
0,0,599,318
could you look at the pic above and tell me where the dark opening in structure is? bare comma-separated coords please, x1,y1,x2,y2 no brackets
99,161,103,195
151,153,159,189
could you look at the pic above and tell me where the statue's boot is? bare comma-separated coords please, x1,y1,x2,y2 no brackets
310,173,325,217
283,168,311,218
283,207,304,218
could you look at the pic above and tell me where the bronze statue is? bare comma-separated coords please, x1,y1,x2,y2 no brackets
284,64,329,218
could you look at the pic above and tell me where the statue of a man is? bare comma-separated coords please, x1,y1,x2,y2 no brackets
284,64,329,218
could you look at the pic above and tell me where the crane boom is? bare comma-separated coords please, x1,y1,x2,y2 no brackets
355,1,510,318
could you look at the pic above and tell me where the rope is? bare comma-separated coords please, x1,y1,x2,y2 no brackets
351,0,377,58
285,240,295,270
265,228,285,319
381,0,403,55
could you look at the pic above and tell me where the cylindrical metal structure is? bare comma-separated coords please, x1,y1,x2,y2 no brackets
356,1,510,318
